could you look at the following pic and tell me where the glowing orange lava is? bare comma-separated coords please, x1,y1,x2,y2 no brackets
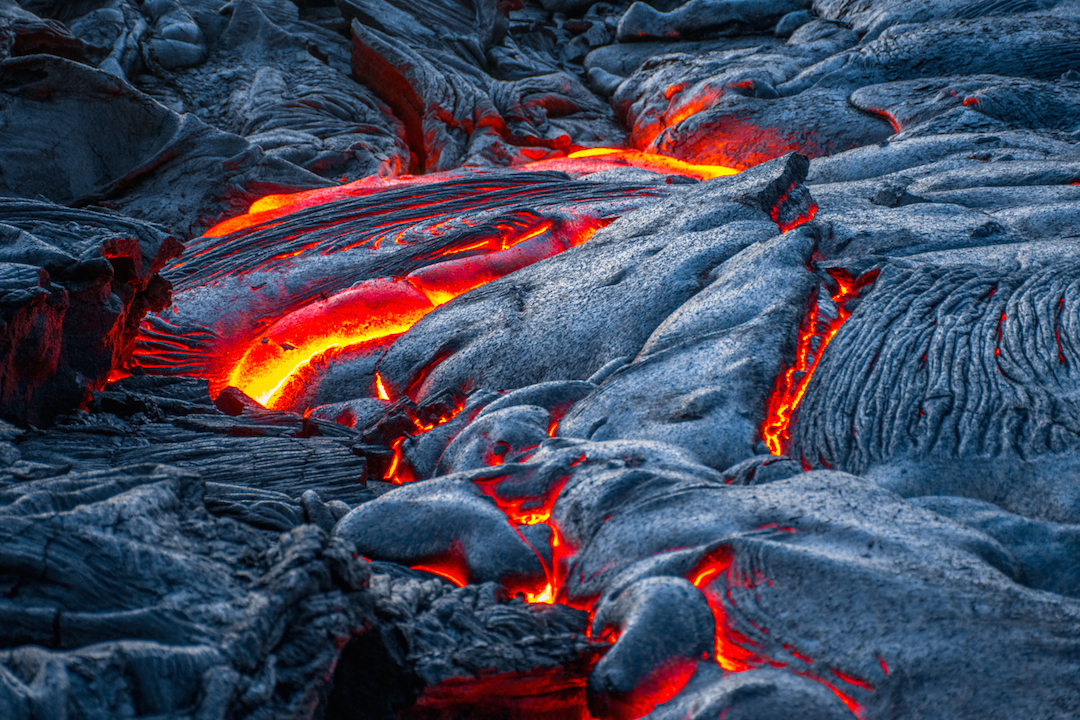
229,217,606,409
375,371,391,400
688,549,865,718
592,658,699,720
761,268,880,456
523,148,738,181
204,173,459,237
771,181,819,233
204,149,737,239
227,279,434,406
381,397,467,484
473,475,573,604
409,540,471,586
687,548,764,673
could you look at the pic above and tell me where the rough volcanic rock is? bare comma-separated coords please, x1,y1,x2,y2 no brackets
0,376,598,719
0,54,330,237
812,0,1074,40
780,13,1080,95
0,199,180,426
3,0,1080,718
165,0,412,184
378,153,815,404
616,0,811,42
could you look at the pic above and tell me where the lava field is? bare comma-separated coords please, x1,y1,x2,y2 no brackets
2,0,1080,718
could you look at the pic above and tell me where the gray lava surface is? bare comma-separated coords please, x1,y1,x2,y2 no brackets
2,0,1080,719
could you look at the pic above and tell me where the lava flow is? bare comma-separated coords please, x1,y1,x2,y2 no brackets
687,548,867,718
227,215,606,409
134,150,740,413
761,267,881,456
205,148,736,238
472,474,574,605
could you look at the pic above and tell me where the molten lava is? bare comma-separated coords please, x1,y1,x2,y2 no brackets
688,548,866,718
148,148,738,412
205,149,737,238
523,148,738,181
228,279,433,406
406,661,602,720
688,548,765,673
771,181,819,233
228,216,607,409
761,267,880,456
472,475,573,604
591,658,699,720
409,539,471,587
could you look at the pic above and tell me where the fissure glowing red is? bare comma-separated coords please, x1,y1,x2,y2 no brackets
761,268,880,457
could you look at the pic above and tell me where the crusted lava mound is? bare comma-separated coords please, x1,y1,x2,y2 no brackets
3,0,1080,719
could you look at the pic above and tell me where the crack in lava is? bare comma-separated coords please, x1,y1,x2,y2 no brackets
761,267,880,457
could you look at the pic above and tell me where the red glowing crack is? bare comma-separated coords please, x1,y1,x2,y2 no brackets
471,474,573,604
688,548,867,718
761,268,880,457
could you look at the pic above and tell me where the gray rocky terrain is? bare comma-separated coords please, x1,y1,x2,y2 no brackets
2,0,1080,718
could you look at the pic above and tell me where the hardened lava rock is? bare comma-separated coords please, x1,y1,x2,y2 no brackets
0,199,180,425
2,0,1080,718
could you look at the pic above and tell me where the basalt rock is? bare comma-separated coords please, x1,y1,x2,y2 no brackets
779,13,1080,95
0,200,180,426
616,0,811,42
0,54,330,237
812,0,1073,40
378,152,815,403
3,0,1080,718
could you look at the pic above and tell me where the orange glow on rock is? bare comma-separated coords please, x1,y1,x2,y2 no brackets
384,437,405,483
1058,298,1067,365
595,657,699,720
831,668,875,692
525,583,555,604
404,219,564,306
996,312,1007,358
770,181,819,233
226,279,434,407
470,474,574,604
687,548,763,673
627,88,724,150
409,540,471,586
793,671,865,718
473,475,574,604
203,173,461,238
474,475,569,527
204,148,733,240
687,550,867,718
761,268,880,456
651,113,823,172
106,368,132,384
375,371,391,401
411,563,467,587
784,644,814,664
409,662,601,720
225,217,609,410
525,147,738,181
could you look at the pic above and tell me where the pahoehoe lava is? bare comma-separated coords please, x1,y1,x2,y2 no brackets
2,0,1080,719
